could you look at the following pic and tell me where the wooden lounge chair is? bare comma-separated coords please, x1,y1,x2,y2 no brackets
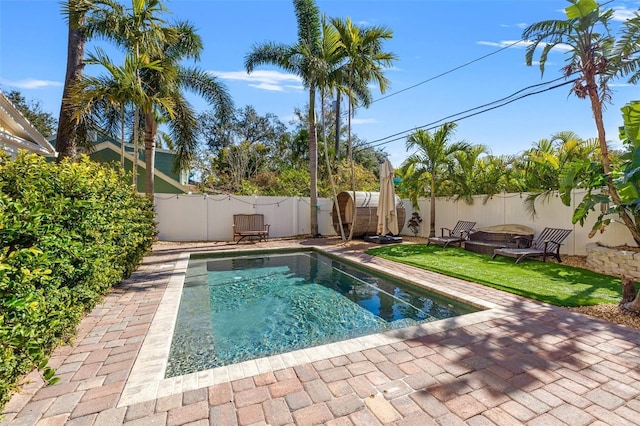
491,227,572,264
427,220,476,248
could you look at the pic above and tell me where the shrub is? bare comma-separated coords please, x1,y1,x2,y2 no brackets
0,153,156,410
407,212,423,237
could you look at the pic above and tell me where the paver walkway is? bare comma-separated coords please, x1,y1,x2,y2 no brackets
2,239,640,426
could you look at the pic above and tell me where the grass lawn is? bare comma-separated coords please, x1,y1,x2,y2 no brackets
366,243,622,307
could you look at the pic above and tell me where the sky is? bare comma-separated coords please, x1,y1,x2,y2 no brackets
2,0,640,168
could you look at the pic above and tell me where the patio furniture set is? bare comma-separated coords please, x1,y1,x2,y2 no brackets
427,220,572,264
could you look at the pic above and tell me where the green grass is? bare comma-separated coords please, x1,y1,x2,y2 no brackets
366,244,622,307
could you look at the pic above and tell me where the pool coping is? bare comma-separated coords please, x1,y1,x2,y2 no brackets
118,246,509,407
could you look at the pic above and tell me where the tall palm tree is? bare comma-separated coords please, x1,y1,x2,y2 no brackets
65,48,159,169
402,123,470,237
317,15,347,240
330,17,396,240
57,0,95,160
59,0,173,173
92,0,176,191
245,0,323,237
522,0,640,239
139,21,233,195
330,17,395,160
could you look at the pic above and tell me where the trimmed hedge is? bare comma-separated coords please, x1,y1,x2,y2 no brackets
0,153,156,410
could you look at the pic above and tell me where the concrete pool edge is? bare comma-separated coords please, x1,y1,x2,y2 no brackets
118,246,509,408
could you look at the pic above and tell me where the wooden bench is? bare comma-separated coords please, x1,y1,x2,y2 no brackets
233,214,270,243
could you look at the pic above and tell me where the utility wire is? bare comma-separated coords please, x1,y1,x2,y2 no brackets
372,39,526,104
355,77,578,153
363,75,569,147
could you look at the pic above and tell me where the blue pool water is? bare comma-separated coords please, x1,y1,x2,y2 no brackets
166,250,478,377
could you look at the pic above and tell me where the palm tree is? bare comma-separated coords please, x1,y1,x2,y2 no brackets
448,144,489,204
245,0,323,237
139,22,233,195
58,0,172,172
330,17,395,159
521,131,599,217
57,0,95,160
65,48,157,169
522,0,640,240
317,15,347,240
91,0,177,192
402,123,470,237
330,17,396,240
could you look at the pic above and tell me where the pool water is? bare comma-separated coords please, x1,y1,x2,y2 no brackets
166,251,477,377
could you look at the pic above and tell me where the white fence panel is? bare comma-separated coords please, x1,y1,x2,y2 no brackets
155,194,207,241
155,191,637,253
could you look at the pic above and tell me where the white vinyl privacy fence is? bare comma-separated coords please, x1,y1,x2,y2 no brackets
154,190,635,255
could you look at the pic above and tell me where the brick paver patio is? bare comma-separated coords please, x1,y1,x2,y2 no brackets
2,239,640,425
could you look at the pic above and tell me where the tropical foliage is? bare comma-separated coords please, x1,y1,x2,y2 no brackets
63,0,233,196
523,0,640,244
3,90,57,137
0,152,155,411
400,123,471,237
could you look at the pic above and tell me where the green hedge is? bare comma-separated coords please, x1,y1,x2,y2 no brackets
0,153,156,410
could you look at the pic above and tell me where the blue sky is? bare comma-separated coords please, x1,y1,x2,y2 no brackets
2,0,640,168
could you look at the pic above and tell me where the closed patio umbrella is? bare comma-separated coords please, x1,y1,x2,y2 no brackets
377,160,399,236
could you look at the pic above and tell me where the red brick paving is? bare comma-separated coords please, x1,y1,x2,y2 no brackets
3,239,640,425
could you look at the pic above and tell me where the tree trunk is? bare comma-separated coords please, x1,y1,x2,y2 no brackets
321,89,345,241
623,291,640,313
335,92,341,160
587,79,640,245
56,5,85,162
308,86,319,237
347,71,357,242
620,276,637,305
120,105,126,169
429,176,436,237
133,106,139,189
144,112,157,198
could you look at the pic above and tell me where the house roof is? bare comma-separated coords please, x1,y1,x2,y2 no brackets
0,90,57,158
92,140,187,193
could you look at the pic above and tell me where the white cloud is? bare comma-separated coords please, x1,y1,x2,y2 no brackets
499,23,528,29
613,6,637,22
209,69,303,92
477,40,530,48
477,40,572,53
352,117,376,125
610,82,634,87
0,78,62,89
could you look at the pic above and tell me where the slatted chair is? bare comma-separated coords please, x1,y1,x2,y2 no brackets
491,227,572,264
427,220,476,248
233,214,270,243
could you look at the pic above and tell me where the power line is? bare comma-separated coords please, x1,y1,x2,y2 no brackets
355,77,578,154
372,39,526,104
363,75,569,148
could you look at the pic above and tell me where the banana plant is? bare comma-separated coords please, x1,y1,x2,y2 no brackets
559,101,640,240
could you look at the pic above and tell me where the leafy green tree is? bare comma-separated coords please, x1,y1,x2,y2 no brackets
245,0,324,236
520,132,599,216
401,123,470,237
523,0,640,242
3,90,57,137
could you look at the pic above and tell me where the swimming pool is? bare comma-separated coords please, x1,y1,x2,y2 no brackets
165,250,478,377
